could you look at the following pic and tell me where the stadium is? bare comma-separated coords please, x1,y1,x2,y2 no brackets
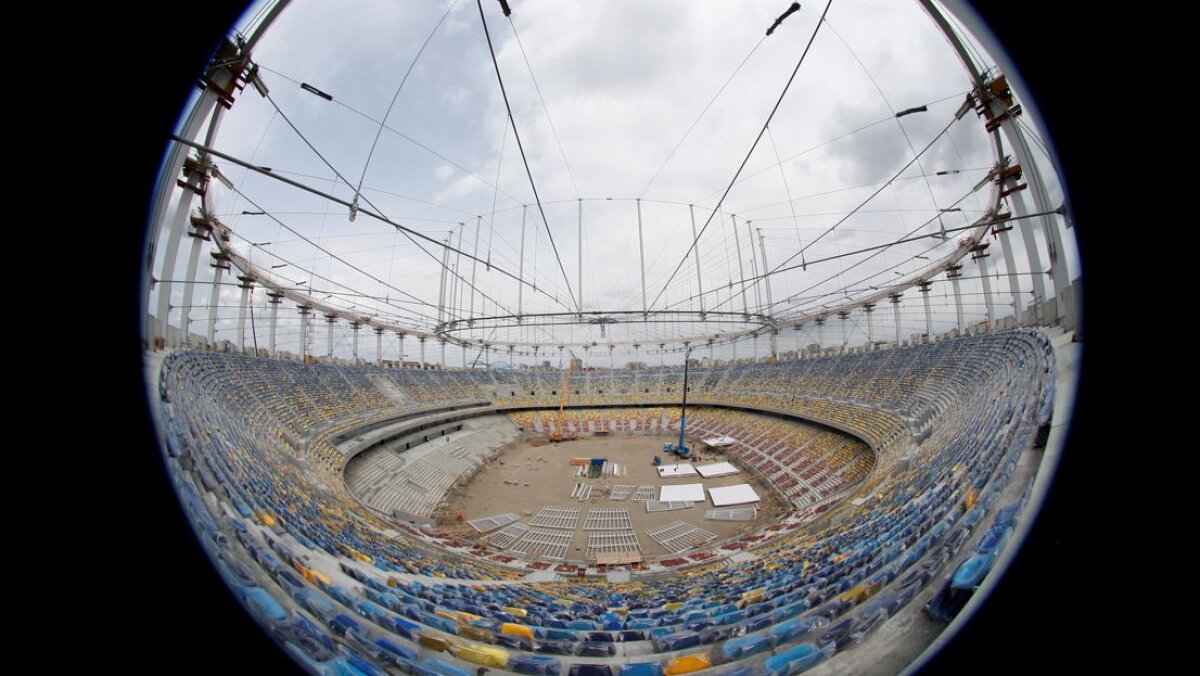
137,1,1088,674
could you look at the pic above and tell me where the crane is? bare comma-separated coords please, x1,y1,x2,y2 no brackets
550,350,579,442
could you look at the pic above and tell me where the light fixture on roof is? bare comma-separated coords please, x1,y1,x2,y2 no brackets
300,82,333,101
766,2,802,36
248,65,269,97
955,93,975,120
895,105,927,118
210,164,234,190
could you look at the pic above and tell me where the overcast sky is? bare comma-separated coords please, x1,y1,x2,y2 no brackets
150,0,1079,366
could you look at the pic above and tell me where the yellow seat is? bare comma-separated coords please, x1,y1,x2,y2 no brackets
417,633,454,652
455,644,509,668
292,561,332,586
664,652,712,674
458,625,493,642
500,623,534,640
839,585,868,605
741,588,765,603
501,606,528,617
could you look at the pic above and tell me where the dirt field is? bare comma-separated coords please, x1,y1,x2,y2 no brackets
445,432,786,560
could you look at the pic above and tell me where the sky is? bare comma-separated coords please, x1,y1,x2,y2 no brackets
149,0,1080,367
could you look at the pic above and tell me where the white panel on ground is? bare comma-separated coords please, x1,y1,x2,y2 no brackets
646,521,718,553
511,527,572,559
584,508,633,530
467,512,520,533
709,483,760,506
702,436,738,447
485,523,529,548
659,483,706,503
529,507,579,530
706,507,757,521
587,530,641,558
646,500,695,512
657,463,698,478
630,486,656,501
609,485,636,501
695,461,740,478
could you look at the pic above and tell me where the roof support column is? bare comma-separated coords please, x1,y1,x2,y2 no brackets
950,272,965,333
236,275,253,351
746,219,762,312
267,290,283,357
890,293,903,345
155,159,206,346
918,281,933,342
864,304,875,350
469,215,481,321
838,311,849,353
690,204,705,317
977,251,994,330
207,249,230,346
298,305,311,360
517,206,526,320
325,314,336,359
578,198,584,316
731,214,749,318
1008,188,1047,325
637,199,647,318
180,214,212,347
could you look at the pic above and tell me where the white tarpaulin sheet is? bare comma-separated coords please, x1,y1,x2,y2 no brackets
696,461,740,478
657,463,698,478
703,435,738,447
709,483,760,506
660,483,706,503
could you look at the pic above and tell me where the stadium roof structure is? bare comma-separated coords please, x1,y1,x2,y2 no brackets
142,0,1079,368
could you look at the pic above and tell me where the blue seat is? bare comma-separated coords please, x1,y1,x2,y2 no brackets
240,586,288,624
369,637,418,666
951,552,997,590
332,646,389,676
722,634,775,660
764,643,833,675
654,631,700,652
508,653,562,675
578,641,616,657
618,663,663,676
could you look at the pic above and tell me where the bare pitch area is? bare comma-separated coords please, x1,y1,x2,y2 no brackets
445,432,786,559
